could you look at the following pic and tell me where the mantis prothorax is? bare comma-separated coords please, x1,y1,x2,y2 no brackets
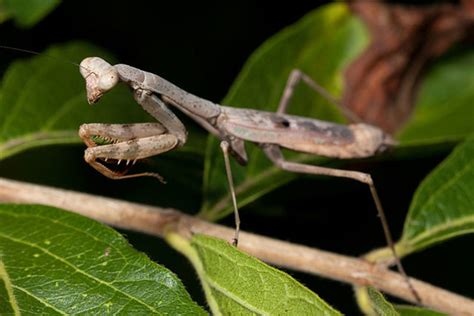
78,57,421,302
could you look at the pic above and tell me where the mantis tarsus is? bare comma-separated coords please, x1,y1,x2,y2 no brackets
78,57,421,302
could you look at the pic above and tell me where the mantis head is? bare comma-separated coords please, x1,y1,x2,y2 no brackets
80,57,119,104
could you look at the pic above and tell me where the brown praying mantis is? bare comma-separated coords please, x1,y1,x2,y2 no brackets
78,57,421,302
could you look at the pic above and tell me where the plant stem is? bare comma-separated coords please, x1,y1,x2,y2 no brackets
0,177,472,315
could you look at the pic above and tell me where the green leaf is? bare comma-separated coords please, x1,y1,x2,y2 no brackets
398,135,474,256
395,305,446,316
0,0,60,27
398,49,474,145
0,204,206,314
167,233,341,315
200,3,369,219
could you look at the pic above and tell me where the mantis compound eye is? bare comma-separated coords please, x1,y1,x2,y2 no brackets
98,68,119,91
80,57,119,104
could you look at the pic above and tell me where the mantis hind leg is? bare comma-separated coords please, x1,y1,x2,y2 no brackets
277,69,361,122
262,143,421,303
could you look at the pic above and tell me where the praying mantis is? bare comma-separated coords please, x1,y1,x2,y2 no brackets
78,57,420,302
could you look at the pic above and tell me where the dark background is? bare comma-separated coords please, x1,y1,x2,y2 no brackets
1,1,472,314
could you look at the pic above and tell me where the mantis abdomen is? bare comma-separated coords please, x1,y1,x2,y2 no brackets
218,107,394,159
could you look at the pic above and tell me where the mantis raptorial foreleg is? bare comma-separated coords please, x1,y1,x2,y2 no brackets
79,62,188,182
79,122,168,148
79,122,178,181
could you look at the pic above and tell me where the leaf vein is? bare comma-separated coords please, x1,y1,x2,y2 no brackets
0,260,21,315
0,232,161,313
12,285,67,315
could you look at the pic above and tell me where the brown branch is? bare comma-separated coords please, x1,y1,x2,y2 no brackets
0,177,472,315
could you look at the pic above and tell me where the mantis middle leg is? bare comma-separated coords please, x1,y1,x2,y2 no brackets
220,141,241,246
277,69,361,122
